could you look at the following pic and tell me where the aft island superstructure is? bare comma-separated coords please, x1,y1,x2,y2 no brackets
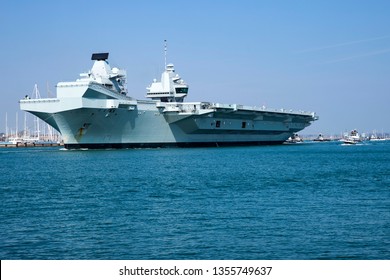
20,52,318,148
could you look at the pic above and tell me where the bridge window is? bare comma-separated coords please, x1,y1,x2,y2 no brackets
242,121,246,128
216,120,221,128
175,88,188,93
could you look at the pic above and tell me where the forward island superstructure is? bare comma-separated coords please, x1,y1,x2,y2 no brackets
20,52,318,148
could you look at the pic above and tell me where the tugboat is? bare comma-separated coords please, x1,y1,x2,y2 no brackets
285,133,303,144
313,133,331,142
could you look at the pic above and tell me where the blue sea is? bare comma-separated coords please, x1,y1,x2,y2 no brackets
1,141,389,260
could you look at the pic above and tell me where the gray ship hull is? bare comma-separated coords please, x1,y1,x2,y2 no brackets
21,96,315,149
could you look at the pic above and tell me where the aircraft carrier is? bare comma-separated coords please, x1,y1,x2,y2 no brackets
20,52,318,149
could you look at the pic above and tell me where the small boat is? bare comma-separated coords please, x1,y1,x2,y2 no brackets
369,132,386,141
285,133,303,144
313,133,331,142
7,137,24,145
342,129,361,145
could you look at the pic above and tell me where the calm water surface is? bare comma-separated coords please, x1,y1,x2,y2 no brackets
1,141,389,259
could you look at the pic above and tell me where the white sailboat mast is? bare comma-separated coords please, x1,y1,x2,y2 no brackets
24,112,27,139
33,84,41,140
47,81,52,98
5,112,8,138
16,112,18,138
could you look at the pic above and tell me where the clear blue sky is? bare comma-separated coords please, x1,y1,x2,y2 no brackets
1,0,389,136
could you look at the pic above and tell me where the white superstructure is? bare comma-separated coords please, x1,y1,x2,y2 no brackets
146,63,188,102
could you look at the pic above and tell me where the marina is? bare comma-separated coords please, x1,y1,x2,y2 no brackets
0,141,62,148
1,84,62,148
